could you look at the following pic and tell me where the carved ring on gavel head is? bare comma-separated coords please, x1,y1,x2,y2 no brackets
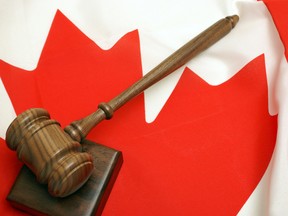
5,15,239,197
6,108,94,197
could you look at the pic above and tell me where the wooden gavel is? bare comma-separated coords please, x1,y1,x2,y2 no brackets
5,15,239,197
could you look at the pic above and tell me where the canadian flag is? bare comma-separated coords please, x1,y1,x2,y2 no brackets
0,0,288,215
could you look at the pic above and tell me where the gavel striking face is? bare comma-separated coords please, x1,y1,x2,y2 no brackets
6,108,94,197
5,15,239,197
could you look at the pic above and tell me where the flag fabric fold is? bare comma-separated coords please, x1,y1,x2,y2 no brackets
0,0,288,215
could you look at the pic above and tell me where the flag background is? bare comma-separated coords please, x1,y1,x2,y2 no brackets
0,0,288,215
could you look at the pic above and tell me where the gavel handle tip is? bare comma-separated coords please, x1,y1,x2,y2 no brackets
226,15,239,28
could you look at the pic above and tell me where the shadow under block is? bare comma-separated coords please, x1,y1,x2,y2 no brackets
6,140,123,216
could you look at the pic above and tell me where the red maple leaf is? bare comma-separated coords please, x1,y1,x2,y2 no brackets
0,11,277,215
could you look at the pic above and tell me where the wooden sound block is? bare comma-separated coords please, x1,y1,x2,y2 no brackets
6,140,123,216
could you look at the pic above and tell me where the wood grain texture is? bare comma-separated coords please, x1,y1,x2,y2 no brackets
6,108,94,197
64,15,239,142
7,140,123,216
5,15,239,199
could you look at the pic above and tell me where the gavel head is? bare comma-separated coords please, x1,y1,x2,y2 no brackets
5,108,94,197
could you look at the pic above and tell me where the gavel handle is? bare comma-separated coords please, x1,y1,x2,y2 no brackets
64,15,239,142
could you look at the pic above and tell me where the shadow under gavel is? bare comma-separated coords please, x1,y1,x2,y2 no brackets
5,15,239,198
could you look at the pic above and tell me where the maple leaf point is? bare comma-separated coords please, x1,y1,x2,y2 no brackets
0,0,286,123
